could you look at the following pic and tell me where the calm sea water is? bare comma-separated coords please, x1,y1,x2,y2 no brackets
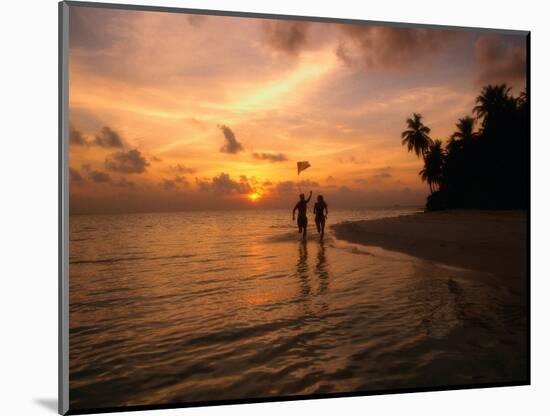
69,209,527,409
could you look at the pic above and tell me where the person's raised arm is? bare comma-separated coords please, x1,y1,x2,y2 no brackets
305,190,312,203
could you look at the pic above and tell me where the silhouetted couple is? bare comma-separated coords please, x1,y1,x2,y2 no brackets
292,191,328,241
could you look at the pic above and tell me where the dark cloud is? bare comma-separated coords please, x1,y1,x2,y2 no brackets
336,155,369,164
105,149,149,174
88,170,112,183
69,6,130,51
300,180,320,188
150,156,163,162
263,180,273,187
336,25,462,70
475,35,527,86
218,125,244,154
94,126,124,148
170,164,196,174
162,175,189,190
371,167,393,180
252,152,288,162
71,125,131,149
114,177,135,189
187,14,206,27
335,41,354,66
69,167,84,182
276,180,320,193
197,173,252,194
276,181,296,193
70,124,87,146
262,21,310,55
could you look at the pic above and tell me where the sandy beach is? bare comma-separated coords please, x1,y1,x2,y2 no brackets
332,210,528,288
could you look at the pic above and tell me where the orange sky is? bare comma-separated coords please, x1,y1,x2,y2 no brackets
68,6,527,214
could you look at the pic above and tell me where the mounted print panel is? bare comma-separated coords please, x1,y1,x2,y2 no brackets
59,1,529,414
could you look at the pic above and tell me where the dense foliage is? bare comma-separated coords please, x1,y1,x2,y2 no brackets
401,84,529,210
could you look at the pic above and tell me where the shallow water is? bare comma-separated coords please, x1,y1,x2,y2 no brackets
68,209,527,409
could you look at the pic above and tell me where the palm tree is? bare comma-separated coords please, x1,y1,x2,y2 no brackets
449,116,478,153
401,113,432,158
451,116,477,145
473,84,516,130
419,139,444,193
517,88,528,116
518,88,528,107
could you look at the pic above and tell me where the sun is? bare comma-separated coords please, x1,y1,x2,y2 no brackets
248,192,261,202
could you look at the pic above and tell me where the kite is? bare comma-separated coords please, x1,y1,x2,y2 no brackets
297,161,311,175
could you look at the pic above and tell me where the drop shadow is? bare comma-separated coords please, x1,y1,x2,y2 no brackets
34,398,58,413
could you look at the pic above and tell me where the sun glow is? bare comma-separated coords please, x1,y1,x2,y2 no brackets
248,192,261,202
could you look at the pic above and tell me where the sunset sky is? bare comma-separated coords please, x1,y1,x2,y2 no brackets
68,6,527,214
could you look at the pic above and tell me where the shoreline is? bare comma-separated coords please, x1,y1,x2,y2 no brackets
331,210,527,285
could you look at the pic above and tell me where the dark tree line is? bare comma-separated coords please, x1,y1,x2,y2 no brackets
401,84,529,210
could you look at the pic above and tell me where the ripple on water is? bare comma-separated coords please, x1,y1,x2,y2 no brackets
68,210,527,409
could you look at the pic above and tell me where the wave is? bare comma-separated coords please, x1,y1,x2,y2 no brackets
266,231,335,243
70,253,196,265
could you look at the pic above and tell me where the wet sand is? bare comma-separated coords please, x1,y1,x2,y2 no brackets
332,210,528,288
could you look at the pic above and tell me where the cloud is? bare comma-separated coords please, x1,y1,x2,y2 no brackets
69,6,131,51
197,173,252,194
276,181,296,193
336,155,369,164
187,14,206,27
372,172,392,179
336,25,462,70
88,170,112,183
371,167,393,180
150,156,163,162
300,180,320,188
475,35,527,86
81,167,135,187
262,21,310,55
252,152,288,162
354,178,369,184
94,126,125,148
218,125,244,154
162,175,189,190
70,125,127,148
114,177,135,188
70,124,87,146
105,149,149,174
170,164,196,174
276,180,320,193
69,167,84,182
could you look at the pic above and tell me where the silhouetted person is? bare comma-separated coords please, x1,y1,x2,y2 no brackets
293,190,312,240
313,195,328,240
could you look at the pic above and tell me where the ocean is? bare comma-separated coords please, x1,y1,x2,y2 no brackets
68,208,527,409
